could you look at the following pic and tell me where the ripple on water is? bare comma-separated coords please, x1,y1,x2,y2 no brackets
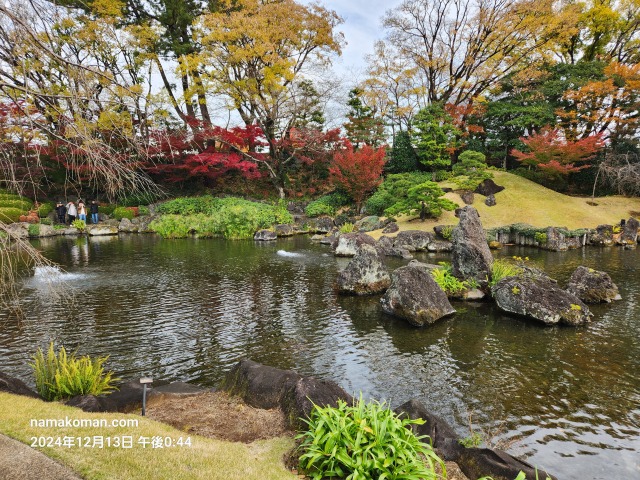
0,237,639,480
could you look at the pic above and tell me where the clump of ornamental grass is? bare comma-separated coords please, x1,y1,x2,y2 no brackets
30,342,118,401
296,395,444,480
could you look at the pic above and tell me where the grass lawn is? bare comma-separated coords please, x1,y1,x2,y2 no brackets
0,392,296,480
370,171,640,239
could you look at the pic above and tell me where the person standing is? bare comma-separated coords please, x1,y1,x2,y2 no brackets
55,201,66,225
90,200,99,224
77,199,87,222
66,200,77,224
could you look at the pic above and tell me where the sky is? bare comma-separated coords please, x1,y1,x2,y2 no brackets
300,0,401,78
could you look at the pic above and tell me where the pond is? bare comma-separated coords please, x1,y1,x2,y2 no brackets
1,234,638,480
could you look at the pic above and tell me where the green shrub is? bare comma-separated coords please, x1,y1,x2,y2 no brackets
0,193,22,201
0,198,33,211
452,150,492,191
489,259,524,289
113,207,134,221
440,225,454,240
305,201,335,217
137,205,151,216
30,342,118,401
433,169,453,182
98,205,116,216
40,218,52,225
339,222,355,234
156,196,213,215
297,396,444,480
383,181,458,219
534,232,547,244
432,263,474,295
0,207,25,223
28,224,40,237
365,172,434,216
37,202,54,217
305,192,350,217
150,198,292,240
72,219,86,232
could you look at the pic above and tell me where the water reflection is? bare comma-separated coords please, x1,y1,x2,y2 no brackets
0,236,638,479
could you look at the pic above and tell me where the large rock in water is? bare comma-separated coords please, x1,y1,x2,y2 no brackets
451,206,493,285
334,232,377,257
393,230,434,251
335,244,391,295
493,276,592,326
380,263,455,326
619,217,639,245
566,266,621,303
589,224,615,246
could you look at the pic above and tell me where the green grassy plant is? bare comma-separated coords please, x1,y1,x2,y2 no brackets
138,205,151,216
72,219,86,232
151,197,292,239
0,207,25,223
113,207,135,220
30,342,118,401
339,222,355,234
28,224,40,237
98,205,116,216
0,198,33,211
489,259,524,289
431,262,474,295
37,202,54,217
305,192,350,217
296,396,444,480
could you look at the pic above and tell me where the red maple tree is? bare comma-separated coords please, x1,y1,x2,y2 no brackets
329,142,386,211
512,127,604,179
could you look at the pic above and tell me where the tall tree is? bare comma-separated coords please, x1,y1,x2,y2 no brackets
195,0,344,197
411,103,460,173
386,130,419,173
343,88,386,148
382,0,572,106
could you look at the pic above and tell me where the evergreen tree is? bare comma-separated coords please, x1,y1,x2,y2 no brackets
386,131,419,173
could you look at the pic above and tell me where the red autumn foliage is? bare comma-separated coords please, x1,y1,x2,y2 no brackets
329,142,386,210
512,127,604,178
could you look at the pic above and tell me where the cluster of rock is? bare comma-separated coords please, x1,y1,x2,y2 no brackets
491,218,639,251
5,215,159,239
330,205,621,328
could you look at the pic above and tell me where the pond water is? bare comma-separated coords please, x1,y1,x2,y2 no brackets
1,234,639,479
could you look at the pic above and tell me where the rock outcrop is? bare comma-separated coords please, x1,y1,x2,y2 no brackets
474,178,505,196
335,244,391,295
393,230,434,251
221,359,351,429
451,206,493,285
589,225,615,246
566,266,621,303
354,216,384,232
380,262,456,326
87,225,118,236
334,232,377,257
493,276,592,326
396,398,556,480
254,229,277,241
619,217,639,245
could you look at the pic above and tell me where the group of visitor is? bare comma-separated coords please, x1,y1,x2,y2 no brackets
55,199,100,225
